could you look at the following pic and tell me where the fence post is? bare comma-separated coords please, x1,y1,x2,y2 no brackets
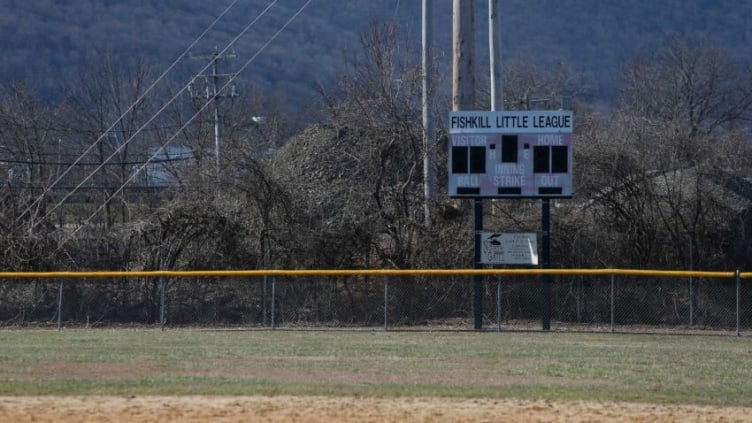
689,276,693,326
263,276,268,327
610,275,615,334
57,279,64,331
541,199,551,330
497,276,502,332
158,233,167,330
271,277,276,330
689,238,693,326
736,269,741,337
159,276,166,331
384,276,389,331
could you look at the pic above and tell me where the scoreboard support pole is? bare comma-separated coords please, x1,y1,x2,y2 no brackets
474,198,484,330
541,198,551,330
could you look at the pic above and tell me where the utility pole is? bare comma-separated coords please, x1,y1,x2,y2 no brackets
453,0,481,330
489,0,502,332
453,1,475,111
489,0,502,112
422,0,436,228
190,48,238,177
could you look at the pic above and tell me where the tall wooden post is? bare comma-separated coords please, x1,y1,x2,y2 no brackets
453,0,481,330
453,0,475,110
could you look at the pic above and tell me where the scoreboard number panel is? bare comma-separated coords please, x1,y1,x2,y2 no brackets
448,110,574,198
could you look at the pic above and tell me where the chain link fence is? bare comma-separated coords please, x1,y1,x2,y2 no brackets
0,270,749,335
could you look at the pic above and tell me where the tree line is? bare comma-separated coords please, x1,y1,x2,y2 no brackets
1,25,751,326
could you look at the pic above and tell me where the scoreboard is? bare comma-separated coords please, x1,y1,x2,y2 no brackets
448,110,574,198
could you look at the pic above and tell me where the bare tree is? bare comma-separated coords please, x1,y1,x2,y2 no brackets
60,51,157,229
577,38,752,269
493,60,589,111
619,37,752,137
280,22,429,269
0,83,66,269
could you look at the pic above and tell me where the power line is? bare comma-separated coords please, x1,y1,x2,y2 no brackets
24,0,280,233
60,0,314,247
0,157,194,166
1,122,195,135
14,0,241,227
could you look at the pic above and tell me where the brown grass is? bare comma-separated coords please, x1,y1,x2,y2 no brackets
2,396,751,423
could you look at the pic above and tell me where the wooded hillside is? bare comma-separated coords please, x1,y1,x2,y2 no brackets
2,0,751,104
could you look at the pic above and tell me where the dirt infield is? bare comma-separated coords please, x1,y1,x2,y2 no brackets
2,396,751,423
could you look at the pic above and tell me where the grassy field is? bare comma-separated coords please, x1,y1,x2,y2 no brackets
0,329,750,406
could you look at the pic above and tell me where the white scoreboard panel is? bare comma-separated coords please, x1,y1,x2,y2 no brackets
448,110,574,198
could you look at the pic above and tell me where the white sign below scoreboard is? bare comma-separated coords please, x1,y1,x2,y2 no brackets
480,232,538,265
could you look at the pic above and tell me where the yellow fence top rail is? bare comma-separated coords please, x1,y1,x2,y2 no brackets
0,268,745,279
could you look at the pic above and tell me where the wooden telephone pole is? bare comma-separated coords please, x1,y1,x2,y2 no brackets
452,0,475,111
452,0,483,330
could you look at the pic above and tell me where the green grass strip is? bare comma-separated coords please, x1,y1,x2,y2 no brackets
0,330,750,405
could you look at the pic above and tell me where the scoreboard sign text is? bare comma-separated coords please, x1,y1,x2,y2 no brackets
448,110,573,198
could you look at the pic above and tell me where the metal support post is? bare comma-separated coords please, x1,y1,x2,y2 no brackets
159,233,167,331
421,0,435,228
271,277,277,330
384,276,389,331
263,233,270,327
610,275,615,334
159,277,166,331
496,276,502,332
474,198,484,330
541,199,551,330
736,269,741,337
263,277,267,326
57,280,64,331
689,237,693,326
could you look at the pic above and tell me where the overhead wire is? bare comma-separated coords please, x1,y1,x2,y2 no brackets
13,0,241,228
59,0,314,247
24,0,281,233
1,157,193,166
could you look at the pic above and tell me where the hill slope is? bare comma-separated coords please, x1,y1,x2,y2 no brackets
1,0,750,106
